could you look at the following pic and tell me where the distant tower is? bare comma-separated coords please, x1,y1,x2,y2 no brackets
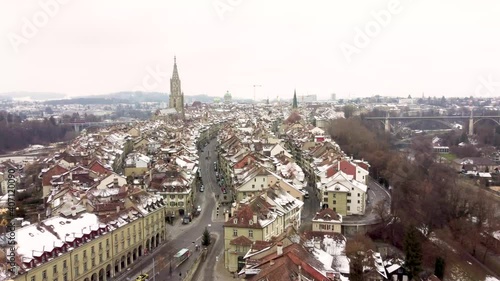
169,56,185,119
224,90,232,103
292,89,298,109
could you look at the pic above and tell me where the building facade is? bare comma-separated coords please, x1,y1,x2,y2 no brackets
8,192,166,281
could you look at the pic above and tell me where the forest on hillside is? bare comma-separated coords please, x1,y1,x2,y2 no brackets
0,112,76,154
328,115,500,280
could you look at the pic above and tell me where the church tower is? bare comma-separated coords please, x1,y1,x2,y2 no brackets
169,56,185,119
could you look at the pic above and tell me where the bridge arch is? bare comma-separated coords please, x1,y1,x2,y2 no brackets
473,117,500,126
393,119,455,134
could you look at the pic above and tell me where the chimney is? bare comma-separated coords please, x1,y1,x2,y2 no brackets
270,259,274,266
116,205,120,213
71,207,76,217
277,242,283,256
113,177,119,187
252,214,257,224
225,211,229,222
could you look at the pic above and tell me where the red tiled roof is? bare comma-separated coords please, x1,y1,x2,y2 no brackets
230,236,253,246
313,208,341,221
42,165,69,186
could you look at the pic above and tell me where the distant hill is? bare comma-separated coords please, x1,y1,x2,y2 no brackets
0,91,67,100
1,91,237,104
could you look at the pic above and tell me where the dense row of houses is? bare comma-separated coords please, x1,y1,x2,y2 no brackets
0,105,235,281
216,108,390,280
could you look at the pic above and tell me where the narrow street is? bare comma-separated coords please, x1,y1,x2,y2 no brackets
111,138,225,281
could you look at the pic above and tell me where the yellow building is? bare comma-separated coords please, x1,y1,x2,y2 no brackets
321,171,367,216
5,191,166,281
223,195,290,273
311,208,342,233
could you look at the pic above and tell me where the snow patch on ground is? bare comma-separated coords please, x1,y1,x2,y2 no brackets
485,276,500,281
428,233,457,254
450,265,472,281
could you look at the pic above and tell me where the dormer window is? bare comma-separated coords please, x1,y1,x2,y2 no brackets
233,219,238,224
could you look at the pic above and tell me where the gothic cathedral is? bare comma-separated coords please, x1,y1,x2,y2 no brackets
169,56,185,119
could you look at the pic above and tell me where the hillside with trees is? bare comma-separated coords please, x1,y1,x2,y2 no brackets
328,116,500,279
0,112,76,154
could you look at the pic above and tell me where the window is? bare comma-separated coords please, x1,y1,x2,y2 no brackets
91,258,95,267
63,273,67,281
347,193,351,196
248,230,253,238
243,192,246,196
170,202,176,206
254,178,256,182
333,194,336,198
54,278,58,281
106,250,110,259
347,206,350,211
74,254,78,262
323,192,328,196
233,229,238,237
75,267,79,277
91,246,94,253
178,202,184,207
99,242,102,250
358,200,360,204
178,195,183,199
63,260,67,268
99,253,103,263
263,178,265,182
261,184,264,188
333,200,336,204
42,270,47,278
252,185,255,188
347,200,351,203
106,239,109,246
170,195,175,199
31,277,35,281
358,193,360,197
323,198,328,202
83,262,87,272
83,250,87,258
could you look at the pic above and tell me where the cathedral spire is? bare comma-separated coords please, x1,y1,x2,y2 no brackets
172,56,179,80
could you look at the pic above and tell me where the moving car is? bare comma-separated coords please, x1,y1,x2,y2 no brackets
136,273,149,281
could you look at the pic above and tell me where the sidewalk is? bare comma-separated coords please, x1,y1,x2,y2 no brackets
213,254,237,281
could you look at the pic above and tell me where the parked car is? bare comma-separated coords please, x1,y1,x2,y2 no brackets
136,274,149,281
182,214,192,224
302,190,309,199
196,205,202,213
199,185,204,192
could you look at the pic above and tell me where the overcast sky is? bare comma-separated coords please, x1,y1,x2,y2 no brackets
1,0,500,100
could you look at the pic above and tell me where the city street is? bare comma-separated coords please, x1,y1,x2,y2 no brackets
111,138,225,281
342,177,391,225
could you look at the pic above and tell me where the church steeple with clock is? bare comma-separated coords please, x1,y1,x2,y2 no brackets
169,56,185,119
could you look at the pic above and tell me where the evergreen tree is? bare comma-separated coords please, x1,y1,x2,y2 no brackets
434,256,445,280
292,90,298,109
202,227,211,246
404,226,423,280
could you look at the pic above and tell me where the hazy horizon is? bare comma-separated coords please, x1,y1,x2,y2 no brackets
1,0,500,99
